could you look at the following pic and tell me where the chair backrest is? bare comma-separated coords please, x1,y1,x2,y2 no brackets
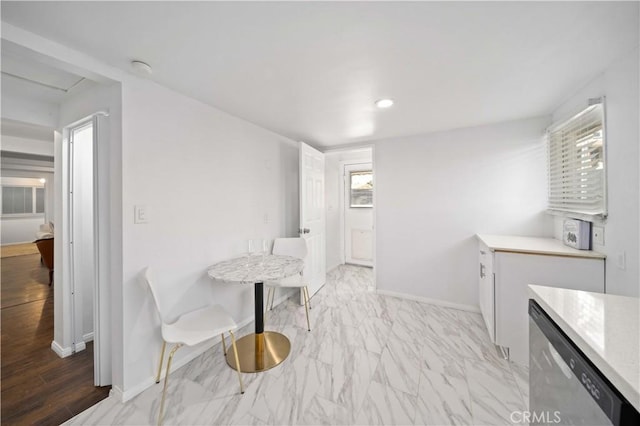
35,238,54,270
272,237,307,260
142,267,171,324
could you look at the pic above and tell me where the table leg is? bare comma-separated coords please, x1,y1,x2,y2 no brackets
255,282,264,333
225,281,291,372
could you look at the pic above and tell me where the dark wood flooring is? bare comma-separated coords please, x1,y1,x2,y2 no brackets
1,253,111,425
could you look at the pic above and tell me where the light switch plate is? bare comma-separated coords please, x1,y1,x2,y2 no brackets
134,205,148,224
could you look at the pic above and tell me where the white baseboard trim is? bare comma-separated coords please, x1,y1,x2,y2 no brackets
1,240,37,246
83,332,94,342
376,289,480,313
51,340,73,358
74,340,86,352
268,287,297,307
110,385,125,402
115,313,258,403
326,262,341,273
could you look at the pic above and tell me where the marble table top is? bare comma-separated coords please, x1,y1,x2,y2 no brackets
207,254,304,283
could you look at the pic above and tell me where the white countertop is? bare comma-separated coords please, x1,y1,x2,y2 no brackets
529,285,640,411
477,234,606,259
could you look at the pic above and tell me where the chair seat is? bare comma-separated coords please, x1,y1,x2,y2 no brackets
162,304,237,346
265,274,307,288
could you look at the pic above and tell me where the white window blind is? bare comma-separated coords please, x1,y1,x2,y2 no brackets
548,102,606,217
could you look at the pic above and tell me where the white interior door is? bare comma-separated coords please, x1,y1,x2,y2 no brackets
344,163,373,266
299,142,326,301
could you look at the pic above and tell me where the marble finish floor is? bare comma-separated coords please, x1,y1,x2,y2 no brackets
67,265,529,425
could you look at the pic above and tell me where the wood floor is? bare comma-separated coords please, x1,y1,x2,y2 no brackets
1,253,111,425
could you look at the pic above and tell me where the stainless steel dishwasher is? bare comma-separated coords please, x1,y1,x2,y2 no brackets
529,300,639,425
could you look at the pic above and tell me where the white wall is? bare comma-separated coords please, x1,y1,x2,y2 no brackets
551,47,639,297
325,149,373,271
120,78,299,394
1,135,54,157
0,176,46,244
374,117,553,309
1,94,58,129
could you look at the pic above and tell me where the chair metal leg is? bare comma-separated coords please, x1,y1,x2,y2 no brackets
265,287,271,311
229,330,244,394
268,287,275,310
221,333,227,356
158,344,181,426
303,286,311,331
155,341,167,383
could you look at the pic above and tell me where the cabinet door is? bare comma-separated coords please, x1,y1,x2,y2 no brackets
495,252,604,366
478,243,495,342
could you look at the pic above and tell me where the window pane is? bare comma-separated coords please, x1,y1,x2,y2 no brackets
24,188,33,213
548,103,606,215
2,187,14,214
350,171,373,207
36,188,45,213
1,186,41,214
13,187,26,214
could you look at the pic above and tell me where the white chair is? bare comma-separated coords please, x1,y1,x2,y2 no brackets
142,268,244,426
265,238,312,331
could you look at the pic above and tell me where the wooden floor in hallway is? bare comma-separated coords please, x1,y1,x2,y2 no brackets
1,251,110,425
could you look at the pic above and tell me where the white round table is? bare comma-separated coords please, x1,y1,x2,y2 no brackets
207,254,304,372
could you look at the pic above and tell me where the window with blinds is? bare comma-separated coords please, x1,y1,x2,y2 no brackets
547,102,606,217
1,186,45,215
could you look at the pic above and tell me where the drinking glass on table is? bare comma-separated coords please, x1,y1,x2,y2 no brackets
247,239,264,263
261,239,270,262
247,239,257,265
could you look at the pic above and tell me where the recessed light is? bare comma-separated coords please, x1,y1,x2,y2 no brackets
131,60,153,75
375,99,394,108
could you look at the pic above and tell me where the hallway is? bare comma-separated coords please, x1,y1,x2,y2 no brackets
1,250,110,424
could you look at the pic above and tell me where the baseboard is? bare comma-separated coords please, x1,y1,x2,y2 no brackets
51,340,73,358
110,385,125,402
115,314,257,403
83,332,94,342
376,289,480,313
1,240,36,246
345,261,373,268
326,261,342,273
74,340,86,352
269,287,297,307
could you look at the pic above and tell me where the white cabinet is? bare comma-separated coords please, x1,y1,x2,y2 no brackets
478,241,495,342
477,235,606,366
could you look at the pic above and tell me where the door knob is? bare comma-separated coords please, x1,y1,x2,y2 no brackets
299,228,310,234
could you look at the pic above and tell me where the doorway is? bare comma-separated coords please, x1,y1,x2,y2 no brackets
324,147,375,279
59,112,111,386
344,163,373,267
67,119,96,355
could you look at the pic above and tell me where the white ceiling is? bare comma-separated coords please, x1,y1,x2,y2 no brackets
1,1,638,148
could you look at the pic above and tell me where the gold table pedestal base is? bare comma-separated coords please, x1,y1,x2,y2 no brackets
226,331,291,373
